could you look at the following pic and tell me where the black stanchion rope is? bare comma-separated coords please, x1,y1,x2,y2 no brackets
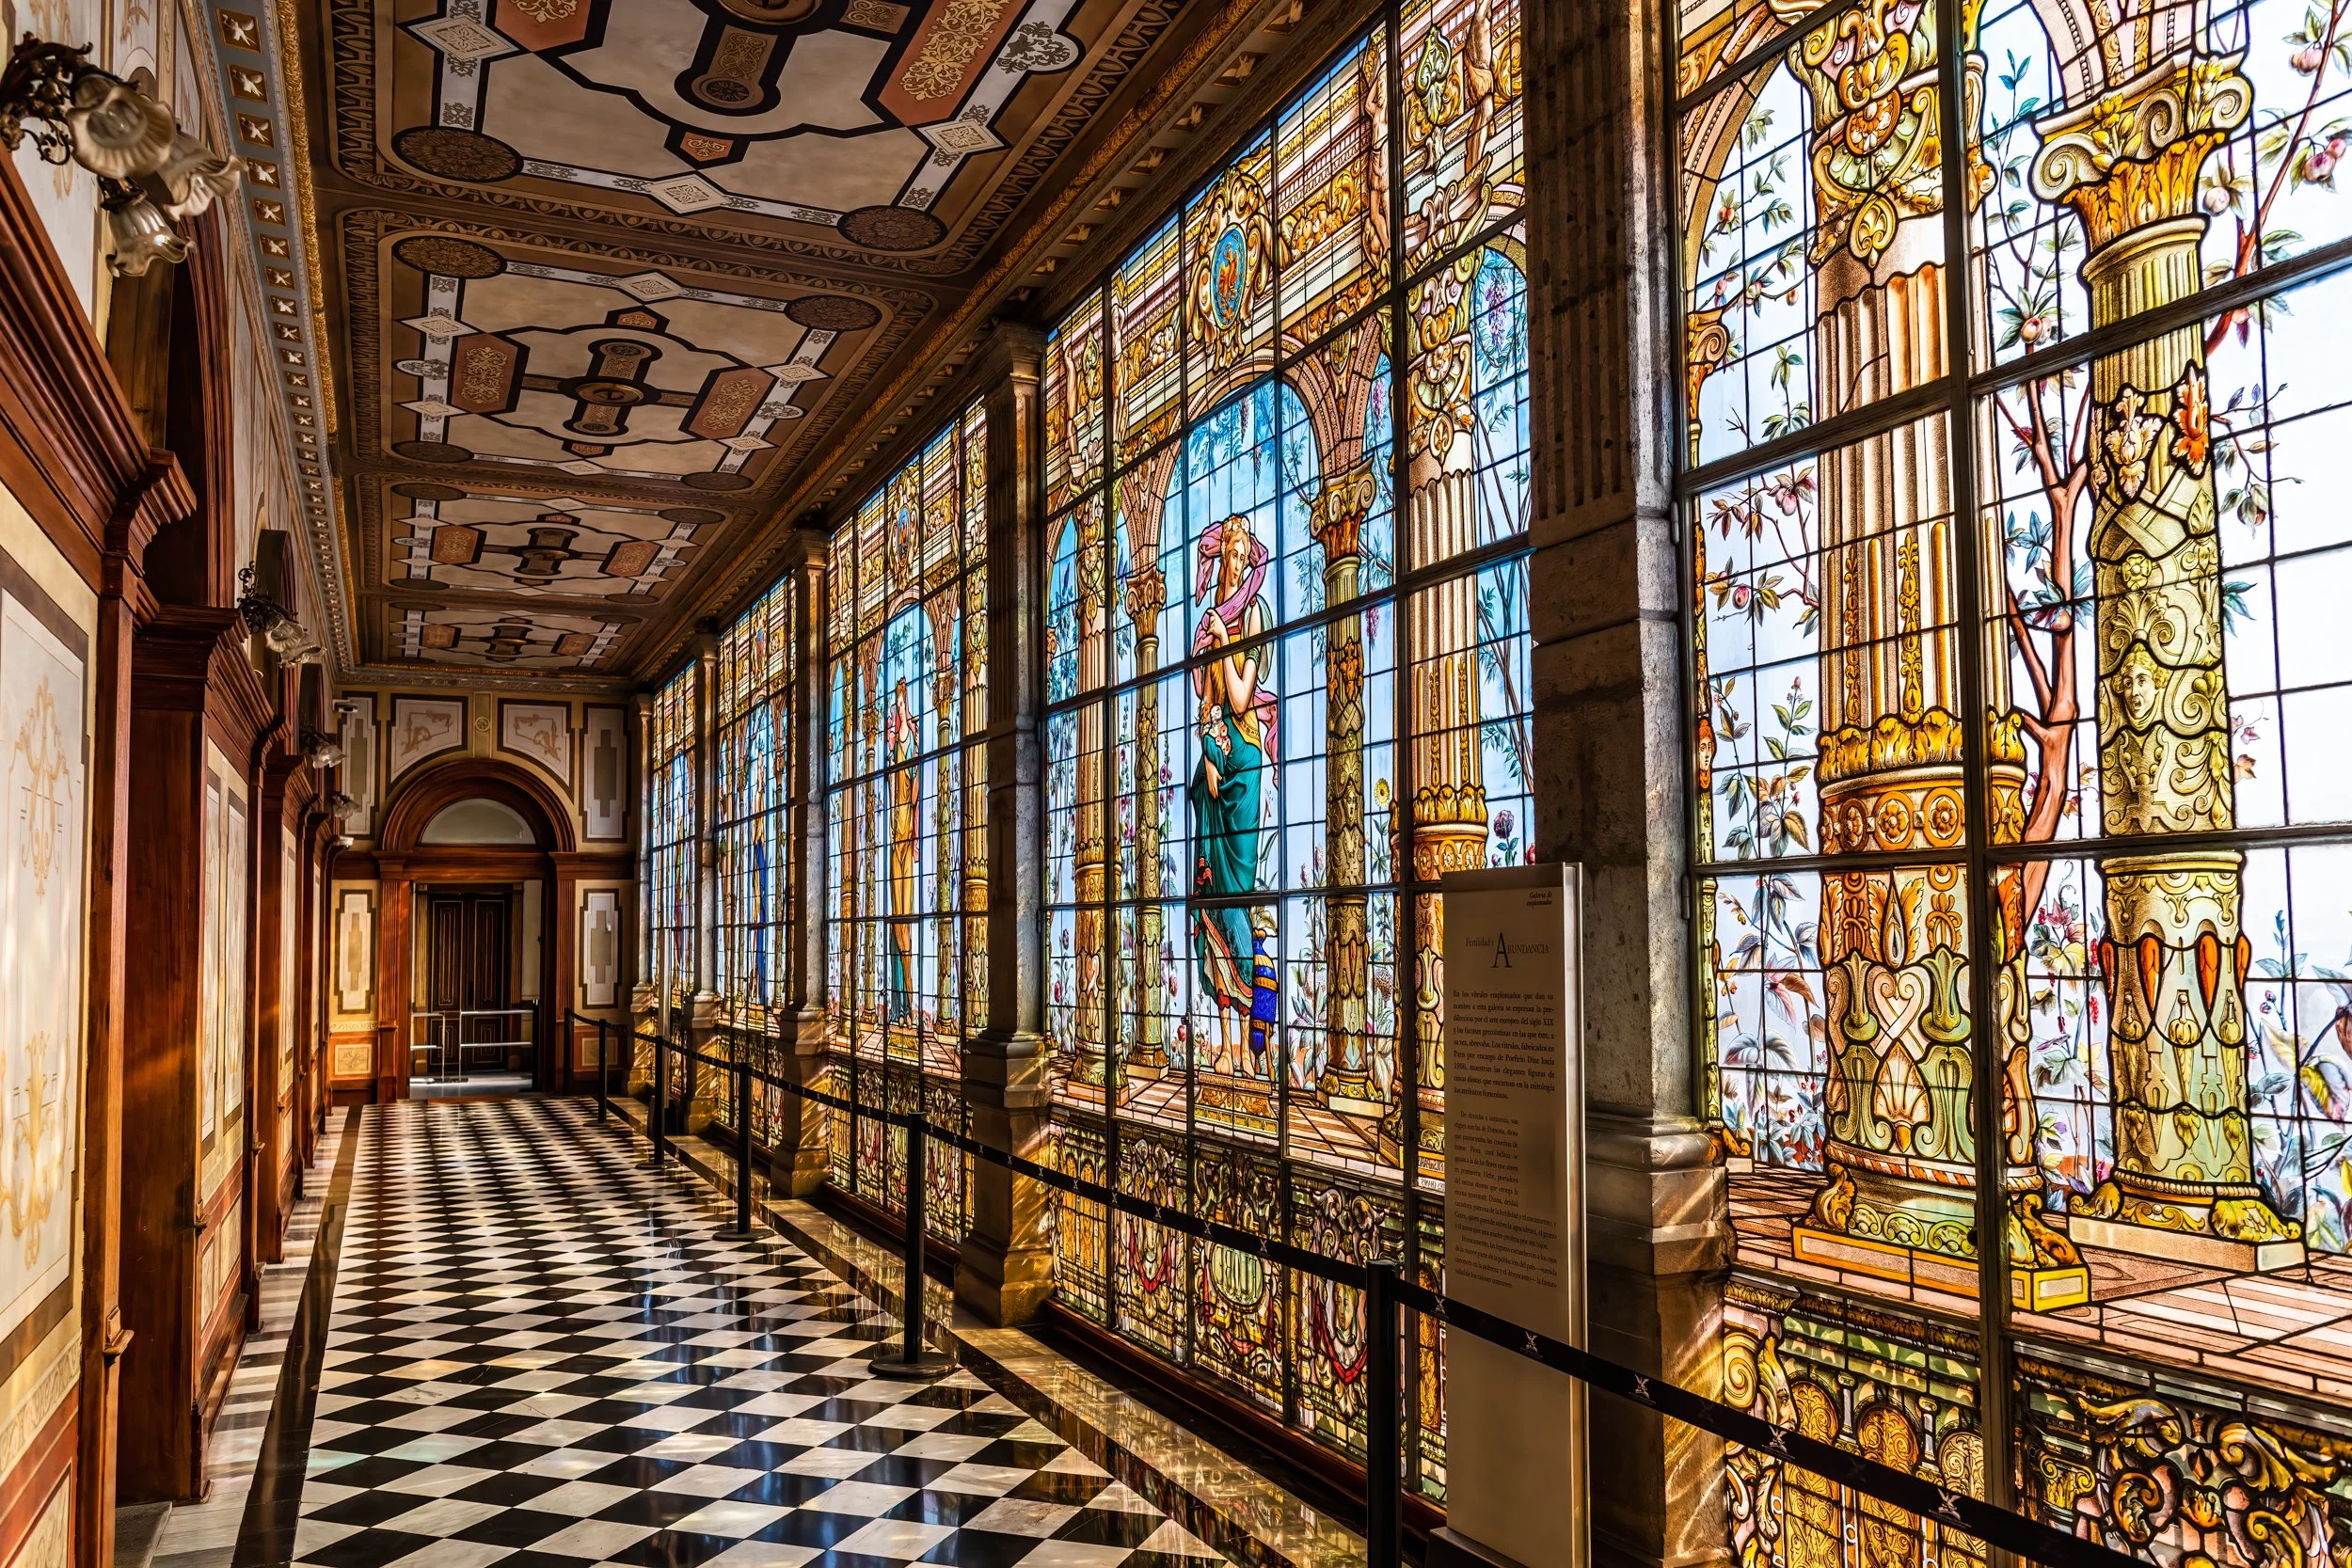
591,1022,2138,1568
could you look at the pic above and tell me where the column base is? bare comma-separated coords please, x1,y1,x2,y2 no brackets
2070,1180,2306,1271
955,1233,1054,1326
1789,1223,2091,1309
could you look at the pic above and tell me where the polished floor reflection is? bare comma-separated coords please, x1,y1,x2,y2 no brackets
280,1098,1231,1567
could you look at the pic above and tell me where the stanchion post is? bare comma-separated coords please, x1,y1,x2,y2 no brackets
595,1017,610,1123
1365,1259,1401,1568
868,1114,952,1379
648,1033,667,1168
719,1053,759,1240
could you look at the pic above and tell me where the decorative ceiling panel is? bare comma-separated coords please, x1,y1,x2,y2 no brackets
376,478,715,601
390,601,635,667
327,0,1181,271
294,0,1292,684
358,224,894,486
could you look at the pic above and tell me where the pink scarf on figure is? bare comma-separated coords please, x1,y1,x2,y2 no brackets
1192,517,1278,766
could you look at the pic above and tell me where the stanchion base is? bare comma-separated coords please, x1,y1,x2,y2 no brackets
715,1227,766,1242
866,1348,956,1380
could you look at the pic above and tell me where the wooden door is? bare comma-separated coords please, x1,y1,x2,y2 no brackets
466,897,510,1059
424,892,515,1073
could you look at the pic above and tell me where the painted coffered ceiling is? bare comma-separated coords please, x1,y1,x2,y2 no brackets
280,0,1335,691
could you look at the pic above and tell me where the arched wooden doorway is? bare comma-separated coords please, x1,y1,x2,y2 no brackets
365,757,578,1100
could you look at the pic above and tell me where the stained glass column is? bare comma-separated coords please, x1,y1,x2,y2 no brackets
1122,499,1169,1076
2029,52,2304,1269
1521,0,1733,1559
1317,470,1378,1110
1769,3,2089,1308
958,325,1057,1324
1073,501,1110,1092
1405,269,1491,1166
687,633,724,1127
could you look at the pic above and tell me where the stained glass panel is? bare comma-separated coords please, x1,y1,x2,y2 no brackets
1973,0,2352,367
1682,0,2352,1552
1277,33,1391,342
1043,8,1532,1491
644,665,697,1010
1117,222,1184,467
1184,135,1279,415
1399,0,1524,273
712,579,790,1034
825,405,987,1237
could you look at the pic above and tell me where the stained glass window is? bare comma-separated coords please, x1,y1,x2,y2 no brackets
1044,0,1528,1493
713,580,791,1033
1682,0,2352,1551
825,402,988,1242
644,665,697,1011
707,580,796,1149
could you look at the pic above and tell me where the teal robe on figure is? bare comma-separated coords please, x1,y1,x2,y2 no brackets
1190,708,1263,1008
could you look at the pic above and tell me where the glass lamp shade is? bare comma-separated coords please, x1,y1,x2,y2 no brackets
103,196,190,276
306,737,347,769
66,73,175,179
151,134,240,220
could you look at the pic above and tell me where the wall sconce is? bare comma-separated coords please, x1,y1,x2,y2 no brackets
301,729,346,769
332,833,354,851
236,562,321,665
326,790,357,820
0,36,242,276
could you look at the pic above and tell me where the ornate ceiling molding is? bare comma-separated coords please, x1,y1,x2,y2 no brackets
189,0,359,670
294,0,1317,686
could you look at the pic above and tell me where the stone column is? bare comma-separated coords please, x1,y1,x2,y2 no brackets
771,526,835,1195
2031,56,2301,1269
1523,0,1731,1563
960,324,1057,1325
629,689,659,1091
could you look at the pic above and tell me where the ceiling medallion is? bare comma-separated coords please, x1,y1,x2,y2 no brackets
837,204,947,252
717,0,823,21
391,234,507,278
393,440,475,464
392,125,523,182
660,507,727,526
785,294,883,332
682,472,753,491
392,481,469,501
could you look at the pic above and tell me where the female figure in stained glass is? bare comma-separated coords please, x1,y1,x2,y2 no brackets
1189,514,1277,1074
886,674,919,1024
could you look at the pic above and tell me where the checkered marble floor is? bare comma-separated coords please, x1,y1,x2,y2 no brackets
293,1098,1232,1568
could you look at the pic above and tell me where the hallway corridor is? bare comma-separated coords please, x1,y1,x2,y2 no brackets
273,1101,1231,1568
